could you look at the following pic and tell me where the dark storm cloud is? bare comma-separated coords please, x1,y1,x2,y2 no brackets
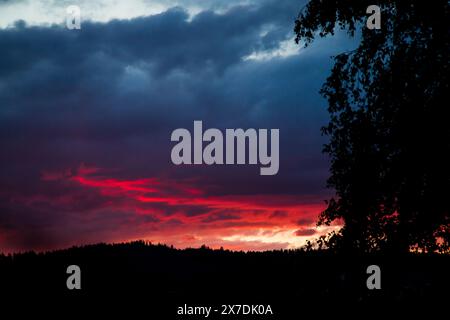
296,217,316,226
0,0,357,252
0,0,305,145
201,211,241,223
270,210,288,218
294,228,317,236
0,0,299,76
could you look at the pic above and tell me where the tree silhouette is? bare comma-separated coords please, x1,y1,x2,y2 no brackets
295,0,449,253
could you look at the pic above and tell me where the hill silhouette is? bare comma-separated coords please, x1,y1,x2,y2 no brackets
1,241,448,317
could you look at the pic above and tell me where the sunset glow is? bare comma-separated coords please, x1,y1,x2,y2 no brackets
25,165,335,252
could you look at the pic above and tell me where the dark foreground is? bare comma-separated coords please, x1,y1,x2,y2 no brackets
0,241,448,318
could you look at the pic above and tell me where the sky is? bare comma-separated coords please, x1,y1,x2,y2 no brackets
0,0,357,253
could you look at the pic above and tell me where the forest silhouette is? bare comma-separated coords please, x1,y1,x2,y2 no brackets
0,241,449,315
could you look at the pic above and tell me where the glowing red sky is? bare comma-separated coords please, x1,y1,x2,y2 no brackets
0,164,339,253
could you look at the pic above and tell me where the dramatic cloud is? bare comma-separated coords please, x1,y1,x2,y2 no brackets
294,228,317,237
0,0,356,252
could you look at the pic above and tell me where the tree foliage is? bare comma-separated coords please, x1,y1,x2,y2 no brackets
295,0,449,253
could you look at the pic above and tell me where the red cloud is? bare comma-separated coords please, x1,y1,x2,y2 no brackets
0,164,335,253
